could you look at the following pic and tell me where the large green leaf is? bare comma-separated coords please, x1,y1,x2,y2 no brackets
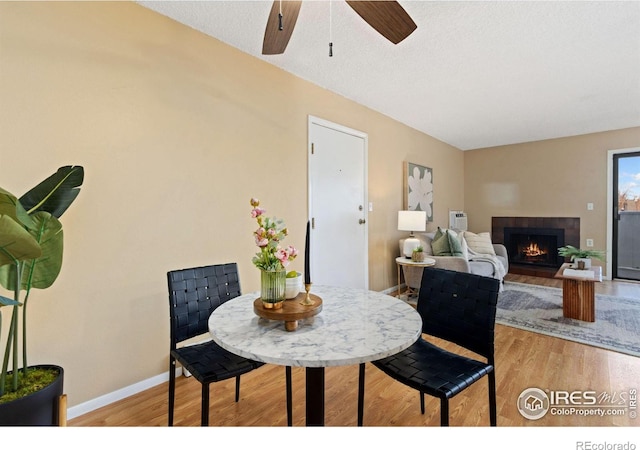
0,212,61,291
0,214,42,268
24,212,63,289
19,166,84,219
0,188,35,231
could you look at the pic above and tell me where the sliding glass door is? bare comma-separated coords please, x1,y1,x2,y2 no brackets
613,151,640,281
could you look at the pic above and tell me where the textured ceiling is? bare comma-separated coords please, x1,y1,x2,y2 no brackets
137,1,640,150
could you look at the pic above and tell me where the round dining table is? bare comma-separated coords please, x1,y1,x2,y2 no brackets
208,284,422,426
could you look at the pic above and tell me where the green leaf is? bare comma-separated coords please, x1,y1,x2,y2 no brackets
0,212,63,291
19,166,84,219
0,188,35,231
0,211,63,290
0,214,42,268
23,212,63,289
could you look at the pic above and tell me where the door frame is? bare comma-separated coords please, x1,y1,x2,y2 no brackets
307,115,369,288
606,146,640,280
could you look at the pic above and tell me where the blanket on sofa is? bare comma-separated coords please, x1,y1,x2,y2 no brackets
467,247,506,291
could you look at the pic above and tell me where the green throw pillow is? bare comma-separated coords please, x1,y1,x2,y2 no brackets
446,230,464,256
431,227,452,256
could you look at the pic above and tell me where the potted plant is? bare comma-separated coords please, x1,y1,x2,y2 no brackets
411,245,426,262
0,165,84,425
249,198,298,309
557,245,605,269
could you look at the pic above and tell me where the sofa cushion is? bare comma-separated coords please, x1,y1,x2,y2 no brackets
468,260,496,277
431,228,451,256
446,230,464,257
463,231,496,255
459,233,469,260
431,228,464,257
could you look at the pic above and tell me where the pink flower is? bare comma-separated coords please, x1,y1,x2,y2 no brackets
275,248,291,267
249,197,297,271
251,207,265,218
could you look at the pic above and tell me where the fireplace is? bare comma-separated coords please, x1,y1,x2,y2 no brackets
492,217,580,277
504,227,565,268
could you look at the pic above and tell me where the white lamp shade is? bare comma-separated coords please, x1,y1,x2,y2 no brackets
398,210,427,232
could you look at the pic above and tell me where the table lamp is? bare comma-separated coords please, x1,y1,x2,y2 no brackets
398,210,427,258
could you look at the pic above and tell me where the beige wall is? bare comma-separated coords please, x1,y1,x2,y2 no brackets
464,128,640,276
0,2,463,407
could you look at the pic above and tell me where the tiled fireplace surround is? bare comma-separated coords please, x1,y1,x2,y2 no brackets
492,217,580,278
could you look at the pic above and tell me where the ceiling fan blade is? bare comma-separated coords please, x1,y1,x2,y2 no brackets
262,1,302,55
345,1,417,45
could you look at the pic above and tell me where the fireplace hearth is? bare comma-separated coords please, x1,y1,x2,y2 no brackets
492,217,580,277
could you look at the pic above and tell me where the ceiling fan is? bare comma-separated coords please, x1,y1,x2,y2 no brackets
262,1,417,55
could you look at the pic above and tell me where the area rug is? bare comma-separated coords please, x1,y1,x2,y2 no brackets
498,282,640,357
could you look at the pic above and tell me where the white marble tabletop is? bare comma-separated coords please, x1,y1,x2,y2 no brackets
208,285,422,368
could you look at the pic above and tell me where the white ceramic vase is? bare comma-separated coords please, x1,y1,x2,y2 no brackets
285,272,303,299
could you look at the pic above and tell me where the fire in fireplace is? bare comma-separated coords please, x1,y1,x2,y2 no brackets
504,227,565,268
522,242,546,257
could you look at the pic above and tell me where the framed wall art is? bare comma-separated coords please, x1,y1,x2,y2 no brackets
403,161,433,221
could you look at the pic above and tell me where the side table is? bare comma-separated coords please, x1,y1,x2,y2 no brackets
554,263,602,322
395,256,436,300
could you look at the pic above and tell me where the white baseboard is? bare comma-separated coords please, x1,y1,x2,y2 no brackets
381,284,403,295
67,368,182,420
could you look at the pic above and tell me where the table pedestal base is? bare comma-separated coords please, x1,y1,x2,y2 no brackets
306,367,324,426
562,279,595,322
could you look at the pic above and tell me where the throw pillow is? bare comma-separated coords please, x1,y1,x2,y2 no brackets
458,233,469,260
463,231,496,255
431,227,452,256
446,230,464,257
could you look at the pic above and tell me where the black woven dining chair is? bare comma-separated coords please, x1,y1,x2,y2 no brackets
357,267,500,426
167,263,293,426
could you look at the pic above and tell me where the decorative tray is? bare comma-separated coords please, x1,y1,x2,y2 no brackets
253,293,323,331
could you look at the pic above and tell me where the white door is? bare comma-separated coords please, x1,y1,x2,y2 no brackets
308,116,368,289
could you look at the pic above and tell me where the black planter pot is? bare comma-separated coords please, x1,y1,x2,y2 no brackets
0,364,64,426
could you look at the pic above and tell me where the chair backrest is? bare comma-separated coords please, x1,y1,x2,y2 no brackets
416,267,500,362
167,263,241,348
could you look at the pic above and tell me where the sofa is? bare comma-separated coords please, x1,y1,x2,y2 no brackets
399,230,509,291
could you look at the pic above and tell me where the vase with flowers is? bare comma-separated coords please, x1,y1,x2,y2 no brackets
250,198,298,309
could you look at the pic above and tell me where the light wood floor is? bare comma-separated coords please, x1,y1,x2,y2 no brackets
69,274,640,427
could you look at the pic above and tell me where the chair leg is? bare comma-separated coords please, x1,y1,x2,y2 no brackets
168,357,176,426
488,371,497,426
201,382,210,426
440,398,449,426
235,375,241,402
420,392,425,414
357,363,365,426
286,366,292,426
